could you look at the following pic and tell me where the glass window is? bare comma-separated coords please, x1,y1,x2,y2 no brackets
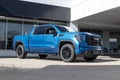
7,22,22,49
34,26,45,35
56,26,76,32
7,22,22,36
56,26,69,32
45,26,56,34
23,24,33,35
0,22,5,40
0,22,6,49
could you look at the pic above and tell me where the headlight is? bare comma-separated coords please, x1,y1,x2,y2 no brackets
75,35,84,42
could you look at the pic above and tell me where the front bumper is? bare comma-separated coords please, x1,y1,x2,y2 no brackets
75,46,102,55
83,51,102,57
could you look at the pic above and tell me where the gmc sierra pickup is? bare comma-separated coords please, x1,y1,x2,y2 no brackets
13,24,102,62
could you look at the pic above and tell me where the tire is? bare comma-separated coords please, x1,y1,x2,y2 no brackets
15,45,27,59
84,56,97,62
38,54,48,59
60,44,76,62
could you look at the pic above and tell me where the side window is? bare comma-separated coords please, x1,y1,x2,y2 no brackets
45,26,56,34
34,26,45,35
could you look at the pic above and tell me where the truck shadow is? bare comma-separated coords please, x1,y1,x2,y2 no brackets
34,56,119,63
46,58,118,63
75,58,118,63
0,56,118,63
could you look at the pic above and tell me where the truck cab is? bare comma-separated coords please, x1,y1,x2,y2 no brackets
13,24,102,62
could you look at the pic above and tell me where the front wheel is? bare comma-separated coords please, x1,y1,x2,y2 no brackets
15,45,27,59
84,56,97,62
60,44,76,62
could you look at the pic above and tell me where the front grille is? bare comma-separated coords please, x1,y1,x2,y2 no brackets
86,35,101,46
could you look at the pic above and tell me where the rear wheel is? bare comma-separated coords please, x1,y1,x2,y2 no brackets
15,45,27,59
84,56,97,62
60,44,76,62
38,54,48,59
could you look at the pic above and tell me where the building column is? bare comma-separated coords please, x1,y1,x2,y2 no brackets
102,31,110,51
69,21,78,31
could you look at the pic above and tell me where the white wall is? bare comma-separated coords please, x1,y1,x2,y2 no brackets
21,0,71,8
71,0,120,21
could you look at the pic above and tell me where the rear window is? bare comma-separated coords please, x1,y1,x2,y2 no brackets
33,26,45,35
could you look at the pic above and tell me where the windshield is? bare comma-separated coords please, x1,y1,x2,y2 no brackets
56,26,76,32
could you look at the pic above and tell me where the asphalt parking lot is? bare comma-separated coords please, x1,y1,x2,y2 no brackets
1,50,120,80
0,50,120,69
1,65,120,80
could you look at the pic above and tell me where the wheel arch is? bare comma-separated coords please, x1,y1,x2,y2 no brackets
59,40,75,55
15,41,24,50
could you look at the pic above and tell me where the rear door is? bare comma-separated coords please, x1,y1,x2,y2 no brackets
29,26,46,52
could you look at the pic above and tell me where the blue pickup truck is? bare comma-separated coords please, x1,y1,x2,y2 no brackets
13,24,102,62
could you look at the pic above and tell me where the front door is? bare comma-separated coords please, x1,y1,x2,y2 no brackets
43,26,58,53
43,34,57,53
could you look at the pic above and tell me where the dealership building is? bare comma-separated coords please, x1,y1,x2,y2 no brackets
0,0,120,53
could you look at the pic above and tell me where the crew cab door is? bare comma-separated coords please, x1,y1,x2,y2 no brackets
29,26,58,53
43,26,58,53
29,26,46,52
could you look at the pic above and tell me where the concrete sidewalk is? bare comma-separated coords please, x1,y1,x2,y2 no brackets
0,50,120,69
0,50,16,56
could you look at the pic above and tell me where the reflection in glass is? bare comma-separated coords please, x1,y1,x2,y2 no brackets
7,22,22,49
23,24,33,35
0,22,5,49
